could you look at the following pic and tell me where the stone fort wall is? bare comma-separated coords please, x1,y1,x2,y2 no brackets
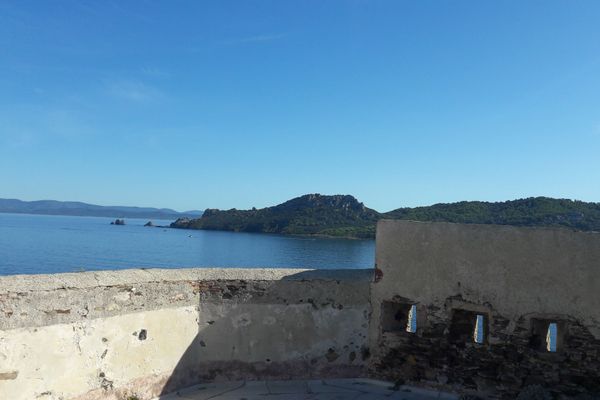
370,220,600,399
0,268,372,400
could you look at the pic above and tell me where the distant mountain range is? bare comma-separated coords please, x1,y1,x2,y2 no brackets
171,194,600,239
0,198,203,220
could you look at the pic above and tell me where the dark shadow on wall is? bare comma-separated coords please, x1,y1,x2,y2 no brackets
158,268,374,397
372,299,600,398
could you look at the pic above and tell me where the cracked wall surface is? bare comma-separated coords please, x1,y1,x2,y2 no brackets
370,220,600,399
0,268,372,400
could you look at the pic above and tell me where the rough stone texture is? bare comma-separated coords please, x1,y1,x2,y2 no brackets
155,378,459,400
370,220,600,399
0,268,370,330
0,268,372,400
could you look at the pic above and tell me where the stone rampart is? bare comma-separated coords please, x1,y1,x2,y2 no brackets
0,268,372,400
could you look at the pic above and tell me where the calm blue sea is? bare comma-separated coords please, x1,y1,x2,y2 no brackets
0,213,375,275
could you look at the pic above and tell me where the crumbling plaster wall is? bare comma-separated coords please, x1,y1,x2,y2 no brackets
0,268,372,400
370,220,600,398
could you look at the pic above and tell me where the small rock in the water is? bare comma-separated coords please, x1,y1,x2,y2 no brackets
111,219,125,225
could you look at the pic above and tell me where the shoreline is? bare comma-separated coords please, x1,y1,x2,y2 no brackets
167,225,375,240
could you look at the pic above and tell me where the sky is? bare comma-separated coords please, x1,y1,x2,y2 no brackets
1,1,599,212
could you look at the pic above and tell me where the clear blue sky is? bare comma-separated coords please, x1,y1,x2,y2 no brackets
1,1,599,212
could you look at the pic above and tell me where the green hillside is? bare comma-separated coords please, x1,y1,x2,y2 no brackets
385,197,600,231
171,194,379,238
171,194,600,239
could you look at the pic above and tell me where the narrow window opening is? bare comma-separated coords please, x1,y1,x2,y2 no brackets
449,309,487,345
473,314,484,344
529,319,564,352
381,301,416,334
546,322,557,352
406,304,417,333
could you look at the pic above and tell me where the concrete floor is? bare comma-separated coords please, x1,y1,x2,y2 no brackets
157,379,459,400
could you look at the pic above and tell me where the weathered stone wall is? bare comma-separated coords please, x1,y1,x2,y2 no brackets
370,220,600,399
0,268,372,400
4,221,598,399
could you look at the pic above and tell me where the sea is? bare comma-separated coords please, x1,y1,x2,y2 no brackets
0,213,375,276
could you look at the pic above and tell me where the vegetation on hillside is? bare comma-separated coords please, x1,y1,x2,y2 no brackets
171,194,379,239
385,197,600,231
171,194,600,239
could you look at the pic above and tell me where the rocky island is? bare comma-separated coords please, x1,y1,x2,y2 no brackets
171,194,379,238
